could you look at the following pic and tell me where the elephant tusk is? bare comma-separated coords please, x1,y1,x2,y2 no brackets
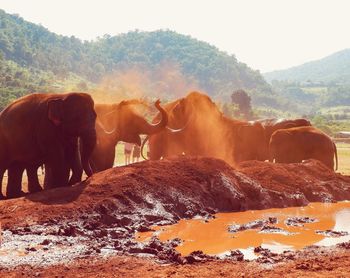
96,119,116,135
166,117,191,133
166,126,184,133
141,136,150,160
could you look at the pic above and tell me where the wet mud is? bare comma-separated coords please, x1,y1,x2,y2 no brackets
137,202,350,258
0,157,349,273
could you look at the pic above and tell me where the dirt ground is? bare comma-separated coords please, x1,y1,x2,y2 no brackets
2,246,350,278
1,157,350,277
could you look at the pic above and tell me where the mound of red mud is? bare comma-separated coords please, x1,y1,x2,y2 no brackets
238,159,350,203
0,157,350,266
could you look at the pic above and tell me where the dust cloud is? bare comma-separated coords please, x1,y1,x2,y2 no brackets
90,61,201,105
193,93,237,166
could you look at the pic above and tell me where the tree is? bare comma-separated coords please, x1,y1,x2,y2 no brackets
231,89,252,119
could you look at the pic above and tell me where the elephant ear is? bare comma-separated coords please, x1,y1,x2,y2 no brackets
47,98,64,126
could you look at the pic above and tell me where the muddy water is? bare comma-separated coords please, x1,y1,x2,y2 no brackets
136,202,350,257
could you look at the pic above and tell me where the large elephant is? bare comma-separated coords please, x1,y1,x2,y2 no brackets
89,99,168,172
255,118,312,160
0,92,97,198
144,91,266,165
269,126,338,170
146,92,228,161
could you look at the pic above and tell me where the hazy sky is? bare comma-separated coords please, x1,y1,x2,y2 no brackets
0,0,349,72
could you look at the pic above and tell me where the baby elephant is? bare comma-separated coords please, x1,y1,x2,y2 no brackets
269,126,338,171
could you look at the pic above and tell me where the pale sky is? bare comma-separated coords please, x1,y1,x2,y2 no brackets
0,0,349,72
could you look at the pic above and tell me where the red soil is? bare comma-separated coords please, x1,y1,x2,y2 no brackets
0,157,349,276
2,246,350,277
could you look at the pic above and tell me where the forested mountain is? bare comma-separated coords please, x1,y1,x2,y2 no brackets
263,49,350,126
0,9,278,109
264,49,350,85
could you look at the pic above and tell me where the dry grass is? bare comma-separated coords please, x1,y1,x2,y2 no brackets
336,143,350,175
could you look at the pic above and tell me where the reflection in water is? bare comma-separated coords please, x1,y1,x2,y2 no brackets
316,209,350,246
136,202,350,256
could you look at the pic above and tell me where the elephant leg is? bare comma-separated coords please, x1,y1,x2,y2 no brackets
46,147,69,188
0,145,9,199
48,164,69,188
0,168,5,199
104,146,116,170
26,165,42,193
6,162,25,198
44,163,70,188
43,164,52,189
69,158,83,185
90,144,115,172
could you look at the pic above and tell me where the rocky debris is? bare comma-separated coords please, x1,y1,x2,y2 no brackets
254,246,269,253
255,248,299,264
285,217,317,227
228,217,277,233
256,251,283,264
225,250,244,261
316,230,349,237
184,251,217,264
259,225,294,235
337,241,350,249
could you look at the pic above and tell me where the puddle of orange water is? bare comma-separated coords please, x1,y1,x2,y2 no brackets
136,202,350,256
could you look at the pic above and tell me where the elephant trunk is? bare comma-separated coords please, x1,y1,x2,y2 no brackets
142,100,168,135
80,128,97,177
268,144,275,163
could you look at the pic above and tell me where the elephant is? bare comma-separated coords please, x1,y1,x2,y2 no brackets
143,91,266,165
87,99,168,172
23,98,168,193
231,120,267,163
0,92,97,198
269,126,338,171
145,92,228,161
255,118,312,160
145,99,188,160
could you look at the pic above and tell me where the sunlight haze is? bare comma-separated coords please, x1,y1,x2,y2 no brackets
0,0,350,72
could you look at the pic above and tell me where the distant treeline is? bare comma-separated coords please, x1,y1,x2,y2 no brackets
0,9,348,121
0,9,280,110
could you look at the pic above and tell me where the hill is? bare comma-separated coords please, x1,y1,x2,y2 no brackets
262,49,350,128
264,49,350,85
0,9,279,109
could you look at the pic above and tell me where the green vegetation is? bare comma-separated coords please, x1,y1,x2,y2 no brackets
0,9,277,109
264,49,350,85
263,49,350,127
267,80,350,115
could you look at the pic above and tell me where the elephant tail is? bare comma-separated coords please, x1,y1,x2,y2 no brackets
141,135,150,160
333,142,338,171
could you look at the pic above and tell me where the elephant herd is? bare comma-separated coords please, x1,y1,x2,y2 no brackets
143,91,337,170
0,91,338,199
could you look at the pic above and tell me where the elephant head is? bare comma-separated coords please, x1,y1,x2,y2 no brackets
88,99,169,172
47,93,97,176
169,92,221,130
145,92,224,160
100,99,168,146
